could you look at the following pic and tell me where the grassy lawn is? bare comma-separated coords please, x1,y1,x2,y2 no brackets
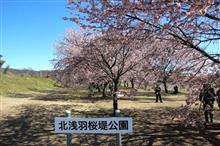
0,74,55,96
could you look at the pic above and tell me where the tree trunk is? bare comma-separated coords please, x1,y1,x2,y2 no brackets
118,81,121,87
97,84,101,92
109,82,113,96
163,78,168,93
124,81,127,87
102,82,108,98
113,79,119,116
144,81,148,90
88,83,94,97
130,78,135,88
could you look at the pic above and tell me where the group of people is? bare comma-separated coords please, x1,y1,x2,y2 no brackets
154,83,220,124
199,84,220,124
154,84,178,103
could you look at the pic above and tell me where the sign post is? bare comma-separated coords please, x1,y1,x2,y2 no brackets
115,109,122,146
65,110,72,146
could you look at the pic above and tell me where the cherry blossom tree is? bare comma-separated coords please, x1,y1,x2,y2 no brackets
147,39,210,93
64,0,220,63
59,0,220,126
54,29,154,115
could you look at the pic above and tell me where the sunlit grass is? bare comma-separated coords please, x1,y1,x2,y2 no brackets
0,74,55,96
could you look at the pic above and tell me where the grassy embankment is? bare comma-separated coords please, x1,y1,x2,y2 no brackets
0,74,55,96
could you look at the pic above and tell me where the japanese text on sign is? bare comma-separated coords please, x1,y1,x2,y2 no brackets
54,117,132,134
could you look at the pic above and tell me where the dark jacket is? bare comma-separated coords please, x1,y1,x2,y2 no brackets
200,87,215,105
155,86,161,95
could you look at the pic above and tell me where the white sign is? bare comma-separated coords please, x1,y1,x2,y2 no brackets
116,91,124,97
54,117,133,134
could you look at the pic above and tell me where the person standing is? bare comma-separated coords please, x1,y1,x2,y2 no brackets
199,84,216,124
154,84,162,103
173,85,178,94
216,89,220,109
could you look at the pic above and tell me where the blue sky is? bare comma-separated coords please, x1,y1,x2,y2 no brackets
0,0,78,71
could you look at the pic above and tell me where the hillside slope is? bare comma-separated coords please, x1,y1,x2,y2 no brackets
0,75,55,96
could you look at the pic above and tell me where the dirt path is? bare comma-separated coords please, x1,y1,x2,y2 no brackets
1,96,30,119
0,92,186,120
1,90,219,120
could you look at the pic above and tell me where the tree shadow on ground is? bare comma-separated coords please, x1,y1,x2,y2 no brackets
12,89,186,104
1,105,220,146
133,91,186,97
11,89,111,102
